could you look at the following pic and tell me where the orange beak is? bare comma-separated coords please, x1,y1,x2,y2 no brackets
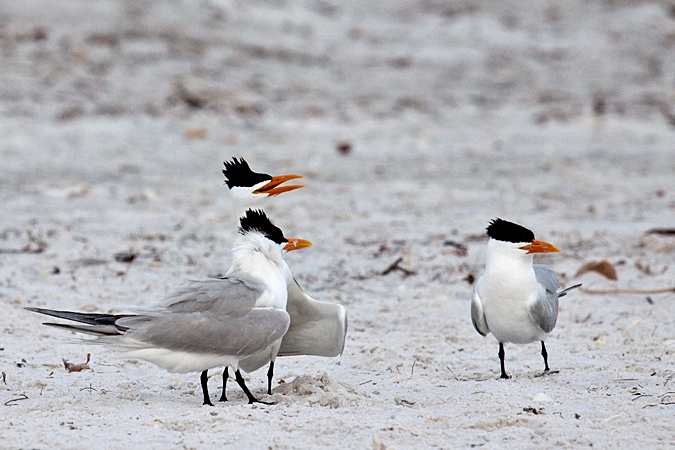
283,238,313,252
253,175,304,197
519,239,561,254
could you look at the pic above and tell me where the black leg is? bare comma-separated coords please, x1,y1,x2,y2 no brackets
218,367,229,402
266,361,274,395
201,370,213,406
234,369,274,405
498,342,510,379
535,341,558,378
541,341,550,372
534,341,559,377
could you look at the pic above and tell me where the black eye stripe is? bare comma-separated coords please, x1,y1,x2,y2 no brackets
486,218,535,243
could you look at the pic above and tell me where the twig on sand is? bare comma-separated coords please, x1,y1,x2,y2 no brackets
646,227,675,236
0,232,47,254
4,394,28,406
659,392,675,405
581,287,675,295
80,383,97,393
446,365,459,381
381,257,416,277
411,361,416,377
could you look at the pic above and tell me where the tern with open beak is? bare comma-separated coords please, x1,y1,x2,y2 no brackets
220,157,347,400
26,209,311,406
470,218,581,379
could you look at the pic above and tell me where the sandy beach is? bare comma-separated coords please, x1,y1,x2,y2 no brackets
2,1,675,448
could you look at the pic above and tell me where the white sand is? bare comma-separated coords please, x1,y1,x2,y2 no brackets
2,1,675,448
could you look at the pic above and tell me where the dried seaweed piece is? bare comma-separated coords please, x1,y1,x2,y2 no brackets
114,249,138,263
4,393,27,406
582,287,675,295
63,353,91,373
646,228,675,236
381,257,416,277
574,260,618,280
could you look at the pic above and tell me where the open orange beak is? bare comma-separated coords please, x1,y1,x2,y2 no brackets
519,239,561,254
283,238,313,252
253,175,304,197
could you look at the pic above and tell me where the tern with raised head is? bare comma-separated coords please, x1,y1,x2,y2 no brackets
470,218,581,379
220,157,347,400
26,209,311,405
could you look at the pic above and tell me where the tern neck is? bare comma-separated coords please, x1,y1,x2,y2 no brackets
231,233,284,282
228,183,269,219
230,233,287,309
484,239,536,278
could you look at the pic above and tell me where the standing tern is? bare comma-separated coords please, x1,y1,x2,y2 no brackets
220,157,347,399
26,209,312,405
470,218,581,379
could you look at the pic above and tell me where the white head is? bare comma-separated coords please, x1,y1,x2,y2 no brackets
231,209,312,277
222,157,305,216
484,218,560,269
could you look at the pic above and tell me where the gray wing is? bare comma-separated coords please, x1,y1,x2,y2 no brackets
116,307,290,357
115,275,289,357
530,264,560,333
277,277,347,357
470,280,489,336
240,277,347,372
154,275,266,318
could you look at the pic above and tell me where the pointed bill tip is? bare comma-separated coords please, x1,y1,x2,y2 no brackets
519,239,561,254
252,175,305,196
264,184,305,197
283,238,313,252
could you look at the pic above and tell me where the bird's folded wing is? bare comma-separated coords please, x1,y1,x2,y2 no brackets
154,275,266,318
116,308,290,357
533,264,560,294
530,265,560,333
277,278,347,357
470,288,489,336
238,350,273,373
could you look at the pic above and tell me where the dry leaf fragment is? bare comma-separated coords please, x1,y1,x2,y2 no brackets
63,353,91,372
184,126,209,140
575,260,618,280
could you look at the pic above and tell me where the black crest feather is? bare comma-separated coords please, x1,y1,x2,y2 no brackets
239,209,287,245
486,218,535,243
222,157,272,189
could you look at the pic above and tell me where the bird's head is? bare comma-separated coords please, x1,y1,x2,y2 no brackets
238,209,312,258
486,218,560,256
223,157,304,207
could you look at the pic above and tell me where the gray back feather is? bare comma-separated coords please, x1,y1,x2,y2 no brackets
120,308,290,357
114,275,290,357
154,276,266,317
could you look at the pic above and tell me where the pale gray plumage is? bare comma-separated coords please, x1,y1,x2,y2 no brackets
238,277,346,373
470,295,488,337
278,277,347,357
530,264,561,334
28,275,290,362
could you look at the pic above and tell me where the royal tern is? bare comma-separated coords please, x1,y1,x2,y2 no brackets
26,209,312,405
220,157,347,399
222,157,305,206
470,218,581,379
